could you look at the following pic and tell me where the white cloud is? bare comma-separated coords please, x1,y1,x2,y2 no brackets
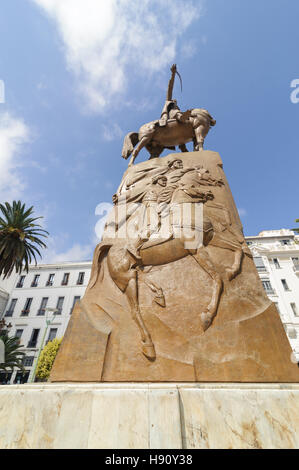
101,123,123,142
0,112,30,201
32,0,201,112
42,234,93,263
238,208,247,217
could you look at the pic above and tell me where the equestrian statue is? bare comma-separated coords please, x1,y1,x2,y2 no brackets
122,64,216,166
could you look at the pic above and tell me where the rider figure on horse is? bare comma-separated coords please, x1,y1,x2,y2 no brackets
159,64,188,127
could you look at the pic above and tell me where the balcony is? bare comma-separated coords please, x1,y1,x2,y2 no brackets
264,288,276,296
256,266,268,273
20,309,30,316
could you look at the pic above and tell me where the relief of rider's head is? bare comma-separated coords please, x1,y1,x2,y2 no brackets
152,175,167,187
168,159,183,170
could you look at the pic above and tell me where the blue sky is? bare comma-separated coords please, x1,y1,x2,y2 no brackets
0,0,298,262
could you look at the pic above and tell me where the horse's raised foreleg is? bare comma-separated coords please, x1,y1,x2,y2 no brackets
107,247,156,359
126,274,156,359
129,135,152,166
143,278,166,307
209,233,244,281
191,248,223,331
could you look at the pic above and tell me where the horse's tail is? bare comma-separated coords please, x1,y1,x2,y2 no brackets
87,242,113,290
121,132,139,159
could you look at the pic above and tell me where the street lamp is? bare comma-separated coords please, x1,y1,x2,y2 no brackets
30,308,59,383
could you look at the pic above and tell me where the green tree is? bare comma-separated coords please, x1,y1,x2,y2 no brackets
35,338,62,381
0,200,48,278
0,333,25,372
292,219,299,234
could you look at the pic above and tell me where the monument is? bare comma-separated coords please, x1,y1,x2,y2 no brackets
1,65,298,450
50,65,299,383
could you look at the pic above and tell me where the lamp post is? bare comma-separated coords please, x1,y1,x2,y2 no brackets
30,308,58,383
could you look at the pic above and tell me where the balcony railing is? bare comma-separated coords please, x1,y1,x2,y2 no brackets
31,282,38,287
21,309,30,316
256,266,267,272
46,281,53,286
264,288,276,296
27,341,37,348
16,283,24,288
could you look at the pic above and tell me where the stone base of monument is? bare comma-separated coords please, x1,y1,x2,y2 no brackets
0,383,298,448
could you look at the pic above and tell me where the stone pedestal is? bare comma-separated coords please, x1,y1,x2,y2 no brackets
0,383,299,449
50,151,299,383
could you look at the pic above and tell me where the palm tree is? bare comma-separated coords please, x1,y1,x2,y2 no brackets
0,334,25,372
0,201,48,278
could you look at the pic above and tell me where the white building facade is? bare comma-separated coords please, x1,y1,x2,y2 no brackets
246,229,299,362
0,261,91,384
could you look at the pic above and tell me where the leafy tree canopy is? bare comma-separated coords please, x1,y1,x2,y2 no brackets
35,338,62,381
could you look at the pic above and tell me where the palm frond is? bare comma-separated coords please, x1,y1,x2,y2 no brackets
0,201,49,277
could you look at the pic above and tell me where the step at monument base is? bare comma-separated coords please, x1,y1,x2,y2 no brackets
0,383,299,449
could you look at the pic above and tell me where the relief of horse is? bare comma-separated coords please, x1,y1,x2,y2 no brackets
87,206,247,361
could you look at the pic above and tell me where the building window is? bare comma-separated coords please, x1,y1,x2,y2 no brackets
77,272,85,285
46,328,58,344
23,356,34,367
61,273,70,286
281,239,291,246
16,275,25,288
253,257,267,272
281,279,290,291
56,297,64,315
70,296,80,314
5,298,17,317
246,241,252,246
292,257,299,271
291,303,298,317
27,329,40,348
21,298,33,316
37,297,48,316
273,258,280,269
14,371,30,384
15,329,23,340
262,280,274,295
31,274,40,287
46,274,55,286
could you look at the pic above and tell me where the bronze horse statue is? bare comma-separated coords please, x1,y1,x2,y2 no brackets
122,108,216,166
121,64,216,166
